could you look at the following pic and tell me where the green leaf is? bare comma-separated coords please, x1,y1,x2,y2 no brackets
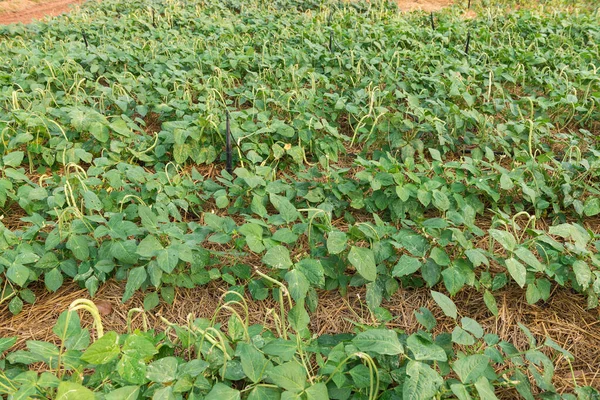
474,376,498,400
450,383,473,400
461,317,484,338
123,266,147,303
238,343,270,384
514,247,544,272
248,387,281,400
584,197,600,216
67,235,89,261
348,246,377,281
453,354,490,384
267,361,307,392
83,191,102,211
327,231,347,254
441,266,465,296
89,122,109,142
305,382,329,400
56,382,95,400
392,255,421,277
483,291,498,316
122,334,157,359
505,258,527,287
431,291,457,319
489,229,516,252
285,270,310,302
414,307,437,331
146,356,178,383
7,264,29,287
270,194,300,223
105,386,140,400
430,247,450,266
288,303,310,333
262,245,292,269
111,240,139,265
136,235,164,258
406,334,447,361
3,151,24,167
35,252,60,270
295,259,324,287
573,260,591,287
81,331,120,365
352,329,403,355
0,336,17,353
206,383,241,400
403,360,443,400
45,268,64,292
452,326,475,346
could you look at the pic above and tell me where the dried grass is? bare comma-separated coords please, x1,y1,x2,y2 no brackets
1,280,599,392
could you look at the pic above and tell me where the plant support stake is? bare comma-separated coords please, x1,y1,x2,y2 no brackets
152,8,156,28
465,31,471,55
226,111,232,174
468,0,471,9
430,12,435,30
81,30,89,48
329,31,334,53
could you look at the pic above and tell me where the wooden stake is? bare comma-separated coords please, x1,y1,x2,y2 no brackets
465,31,471,55
81,30,89,48
226,111,232,174
430,12,435,30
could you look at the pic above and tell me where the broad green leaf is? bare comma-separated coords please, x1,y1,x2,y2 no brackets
450,383,473,400
83,191,102,211
403,360,443,400
136,235,163,258
414,307,437,331
461,317,484,338
489,229,516,252
262,245,292,269
0,336,17,353
285,270,310,302
392,255,421,277
35,252,60,270
431,291,457,319
483,291,498,316
295,259,324,287
505,258,526,287
111,240,139,265
248,387,281,400
206,383,241,400
514,247,544,272
270,194,300,223
105,386,140,400
123,266,147,303
81,331,120,365
7,264,29,287
2,151,24,167
288,303,310,333
452,326,475,346
45,268,64,292
327,231,347,254
267,361,307,393
56,382,95,400
441,266,465,295
305,382,329,400
352,329,403,355
573,260,591,287
430,247,450,266
146,357,178,383
584,197,600,217
406,334,447,361
66,235,89,261
474,376,498,400
453,354,490,384
348,246,377,281
238,343,270,384
122,334,157,359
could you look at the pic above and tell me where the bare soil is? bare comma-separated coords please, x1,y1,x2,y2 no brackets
0,0,85,25
395,0,454,12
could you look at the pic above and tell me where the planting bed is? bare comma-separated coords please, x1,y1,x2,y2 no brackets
0,0,599,398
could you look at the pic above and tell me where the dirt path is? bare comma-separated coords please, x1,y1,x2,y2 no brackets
0,0,85,25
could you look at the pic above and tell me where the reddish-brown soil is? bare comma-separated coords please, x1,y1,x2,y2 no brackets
395,0,454,12
0,0,85,25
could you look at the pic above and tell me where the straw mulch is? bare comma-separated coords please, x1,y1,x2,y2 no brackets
1,280,599,394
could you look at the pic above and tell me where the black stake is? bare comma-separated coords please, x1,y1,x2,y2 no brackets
430,12,435,30
327,9,334,26
468,0,471,8
152,8,156,28
464,31,471,55
329,31,333,53
81,30,89,48
226,111,232,174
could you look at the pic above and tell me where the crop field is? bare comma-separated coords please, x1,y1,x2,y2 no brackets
0,0,599,398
